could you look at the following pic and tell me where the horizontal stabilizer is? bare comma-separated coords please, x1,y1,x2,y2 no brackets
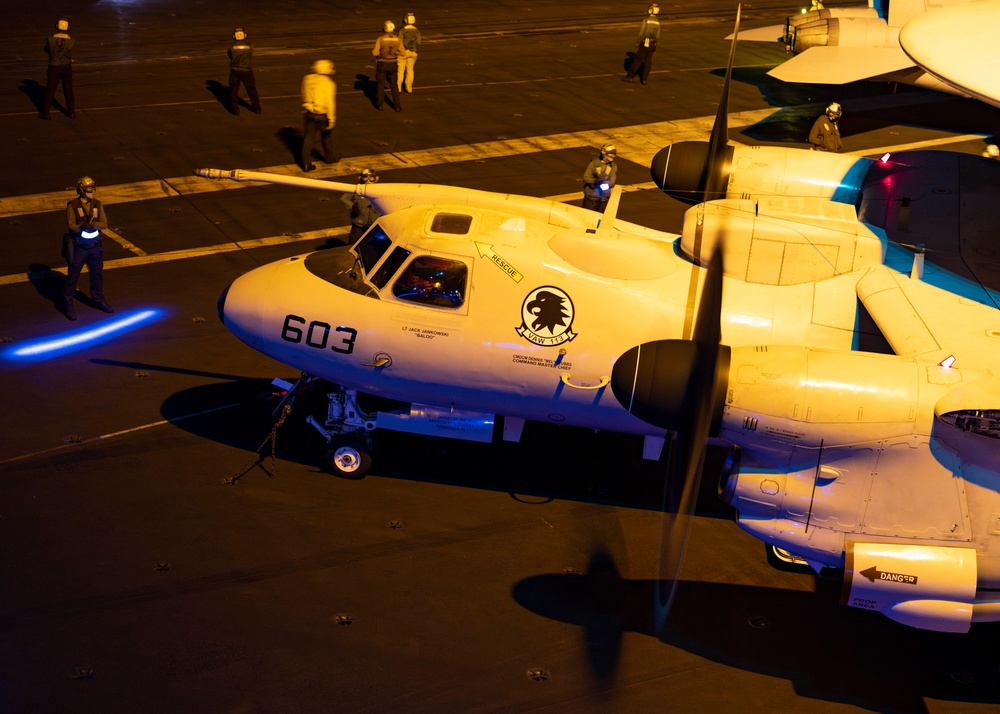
727,24,783,43
768,46,914,84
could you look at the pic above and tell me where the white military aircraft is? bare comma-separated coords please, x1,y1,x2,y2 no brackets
202,166,874,470
196,10,1000,633
899,1,1000,110
741,0,978,97
197,156,1000,633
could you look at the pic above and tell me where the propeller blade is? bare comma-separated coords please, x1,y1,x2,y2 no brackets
653,246,728,629
608,247,729,629
648,6,739,205
703,4,741,202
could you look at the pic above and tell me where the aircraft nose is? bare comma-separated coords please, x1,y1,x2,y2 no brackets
650,141,712,204
217,263,278,348
216,281,231,324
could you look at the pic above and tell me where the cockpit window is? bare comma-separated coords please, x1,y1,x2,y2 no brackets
370,246,411,289
355,225,392,274
430,213,473,235
392,256,468,308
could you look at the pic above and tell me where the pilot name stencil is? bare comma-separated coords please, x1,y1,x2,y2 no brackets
516,286,576,346
403,326,449,340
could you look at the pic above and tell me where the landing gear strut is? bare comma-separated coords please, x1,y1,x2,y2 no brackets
304,382,377,478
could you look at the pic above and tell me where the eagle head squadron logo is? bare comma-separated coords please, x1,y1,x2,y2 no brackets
516,286,577,346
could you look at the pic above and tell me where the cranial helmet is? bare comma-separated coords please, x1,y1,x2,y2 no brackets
77,176,96,195
826,102,842,119
384,20,396,33
405,13,416,25
648,3,660,15
56,17,70,31
601,143,617,160
311,59,335,75
360,168,379,184
233,28,246,41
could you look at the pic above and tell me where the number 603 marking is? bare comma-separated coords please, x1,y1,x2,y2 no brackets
281,314,357,354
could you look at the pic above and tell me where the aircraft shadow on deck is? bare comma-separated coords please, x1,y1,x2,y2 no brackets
97,363,1000,708
92,357,736,514
723,66,1000,144
161,380,730,510
514,561,1000,710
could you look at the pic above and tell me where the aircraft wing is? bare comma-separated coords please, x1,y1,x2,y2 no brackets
767,45,915,84
856,266,1000,364
899,1,1000,110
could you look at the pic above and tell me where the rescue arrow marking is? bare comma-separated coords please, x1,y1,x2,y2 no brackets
475,242,523,282
860,565,918,585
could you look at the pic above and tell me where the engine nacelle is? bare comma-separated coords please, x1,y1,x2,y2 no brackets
791,16,894,53
651,133,871,208
720,346,920,446
726,146,870,204
785,6,881,46
679,197,883,284
843,542,977,633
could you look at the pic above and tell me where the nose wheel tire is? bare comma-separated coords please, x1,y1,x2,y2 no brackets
324,435,372,478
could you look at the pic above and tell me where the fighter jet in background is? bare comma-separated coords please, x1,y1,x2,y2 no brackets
741,0,978,97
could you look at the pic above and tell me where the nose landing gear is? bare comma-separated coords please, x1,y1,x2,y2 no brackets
324,434,373,478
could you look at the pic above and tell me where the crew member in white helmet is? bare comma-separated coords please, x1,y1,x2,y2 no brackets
373,21,403,111
809,102,843,152
41,17,75,120
301,60,340,171
622,5,661,85
582,143,619,213
63,176,114,320
397,13,421,94
227,28,261,116
341,169,382,242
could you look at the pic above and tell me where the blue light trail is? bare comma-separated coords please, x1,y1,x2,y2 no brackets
4,309,163,361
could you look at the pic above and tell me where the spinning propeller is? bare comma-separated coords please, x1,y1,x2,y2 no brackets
610,246,730,629
649,5,741,204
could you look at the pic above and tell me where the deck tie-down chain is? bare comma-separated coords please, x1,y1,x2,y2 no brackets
224,402,293,485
